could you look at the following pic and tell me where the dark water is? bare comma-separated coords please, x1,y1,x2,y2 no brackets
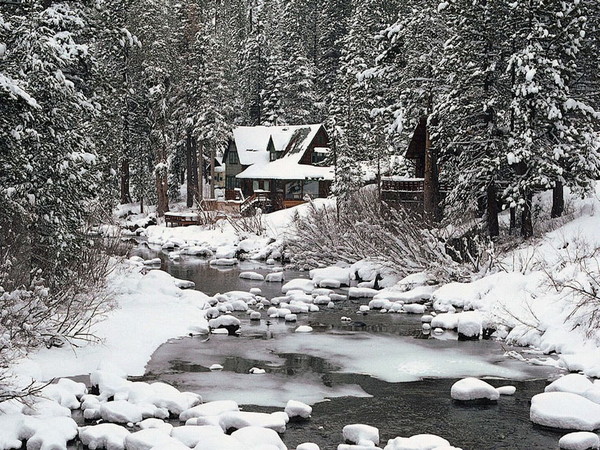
131,245,567,449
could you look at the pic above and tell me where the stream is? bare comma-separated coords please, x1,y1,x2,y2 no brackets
129,245,566,449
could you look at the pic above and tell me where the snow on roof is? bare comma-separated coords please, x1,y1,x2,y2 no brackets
236,158,334,181
232,124,323,166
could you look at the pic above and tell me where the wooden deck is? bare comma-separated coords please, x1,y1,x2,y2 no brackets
164,212,200,227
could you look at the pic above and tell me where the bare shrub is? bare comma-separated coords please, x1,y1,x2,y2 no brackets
286,190,459,279
228,209,265,236
0,223,117,400
543,238,600,336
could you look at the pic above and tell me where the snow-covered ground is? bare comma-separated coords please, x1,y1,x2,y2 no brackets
5,186,600,448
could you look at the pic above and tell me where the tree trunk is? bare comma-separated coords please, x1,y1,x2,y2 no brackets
186,131,194,208
190,136,199,206
509,207,516,235
210,146,216,199
551,181,564,218
156,143,169,216
120,159,131,204
521,192,533,238
486,183,499,238
423,126,441,222
140,197,144,214
197,139,204,201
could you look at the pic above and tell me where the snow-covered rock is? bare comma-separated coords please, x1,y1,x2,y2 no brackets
343,424,379,446
295,325,313,333
282,279,314,294
497,386,516,396
239,271,265,281
530,392,600,430
558,431,600,450
348,287,378,298
179,400,239,422
125,429,182,450
210,258,238,266
79,424,130,450
285,400,312,419
181,246,213,257
231,426,287,450
170,425,224,447
266,272,285,283
384,434,451,450
310,267,351,287
457,311,483,339
100,400,145,424
545,374,594,396
219,411,287,433
450,378,499,401
403,304,427,314
296,443,320,450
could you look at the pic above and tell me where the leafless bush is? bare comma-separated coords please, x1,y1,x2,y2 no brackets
286,190,458,280
228,209,265,236
542,238,600,336
0,230,117,400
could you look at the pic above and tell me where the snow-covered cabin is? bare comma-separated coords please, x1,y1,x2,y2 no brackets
223,124,332,209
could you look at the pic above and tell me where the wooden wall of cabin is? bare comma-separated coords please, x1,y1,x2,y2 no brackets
299,127,329,165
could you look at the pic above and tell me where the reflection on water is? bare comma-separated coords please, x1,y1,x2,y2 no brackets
134,245,566,449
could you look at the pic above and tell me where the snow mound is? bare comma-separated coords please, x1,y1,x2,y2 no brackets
170,425,224,447
310,267,351,286
450,378,499,401
266,272,285,283
239,271,265,281
530,392,600,430
285,400,312,419
384,433,451,450
231,426,287,450
558,431,600,450
343,424,379,446
125,429,182,450
79,423,130,450
179,400,239,422
282,279,314,294
348,287,378,298
218,411,287,433
545,374,594,396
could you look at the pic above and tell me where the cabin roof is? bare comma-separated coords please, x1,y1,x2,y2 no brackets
231,124,323,166
405,117,427,160
236,157,334,181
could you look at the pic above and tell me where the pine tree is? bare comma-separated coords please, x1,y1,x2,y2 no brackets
505,0,600,236
0,1,101,282
434,0,512,236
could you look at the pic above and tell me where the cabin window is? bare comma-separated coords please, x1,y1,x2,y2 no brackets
228,151,239,165
311,152,326,164
253,180,270,191
303,181,319,198
226,175,238,190
285,181,303,200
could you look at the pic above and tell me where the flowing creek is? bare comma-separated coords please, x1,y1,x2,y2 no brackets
127,245,566,449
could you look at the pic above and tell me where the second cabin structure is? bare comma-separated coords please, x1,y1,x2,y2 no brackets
223,124,333,212
382,117,445,220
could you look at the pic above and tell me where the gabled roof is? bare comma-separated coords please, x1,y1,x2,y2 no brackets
236,157,334,181
231,124,323,166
